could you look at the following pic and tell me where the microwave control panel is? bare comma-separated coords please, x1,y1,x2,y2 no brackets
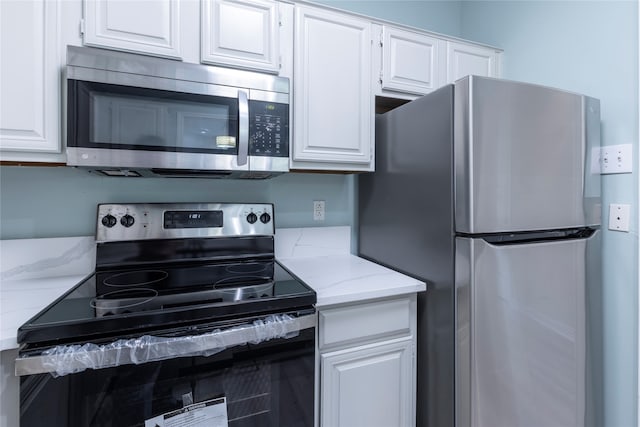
249,100,289,158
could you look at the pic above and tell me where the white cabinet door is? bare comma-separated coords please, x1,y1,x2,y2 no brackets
379,26,443,96
292,5,373,171
446,41,499,83
321,338,414,427
201,0,280,73
0,0,62,158
83,0,181,59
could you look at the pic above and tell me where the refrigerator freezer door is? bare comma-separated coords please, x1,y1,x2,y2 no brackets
455,233,601,427
454,76,601,234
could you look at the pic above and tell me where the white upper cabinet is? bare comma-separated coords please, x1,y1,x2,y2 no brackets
0,0,63,161
201,0,280,73
0,0,502,165
292,5,373,171
446,41,500,83
82,0,182,59
376,25,445,97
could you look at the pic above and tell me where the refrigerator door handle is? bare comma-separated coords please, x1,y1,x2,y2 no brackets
469,227,597,246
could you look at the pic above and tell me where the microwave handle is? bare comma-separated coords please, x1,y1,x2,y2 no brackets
237,90,249,166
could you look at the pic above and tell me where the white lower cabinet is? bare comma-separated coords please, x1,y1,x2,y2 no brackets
318,295,417,427
321,338,413,427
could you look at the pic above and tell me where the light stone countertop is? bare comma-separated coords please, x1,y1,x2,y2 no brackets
1,275,88,351
0,237,95,351
0,227,425,351
275,227,426,308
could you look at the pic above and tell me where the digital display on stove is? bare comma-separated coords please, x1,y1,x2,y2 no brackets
164,210,223,229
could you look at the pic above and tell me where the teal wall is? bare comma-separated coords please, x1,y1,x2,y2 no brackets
0,167,355,239
461,2,639,425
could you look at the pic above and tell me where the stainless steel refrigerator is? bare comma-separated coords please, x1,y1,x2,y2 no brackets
358,76,602,427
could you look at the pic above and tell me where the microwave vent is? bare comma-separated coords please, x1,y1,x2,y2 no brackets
98,170,142,177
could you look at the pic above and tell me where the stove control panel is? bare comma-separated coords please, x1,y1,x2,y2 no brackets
96,203,274,242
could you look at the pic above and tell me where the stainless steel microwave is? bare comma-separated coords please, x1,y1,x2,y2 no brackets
65,46,290,178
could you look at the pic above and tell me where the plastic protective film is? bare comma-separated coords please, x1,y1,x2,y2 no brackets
40,314,300,377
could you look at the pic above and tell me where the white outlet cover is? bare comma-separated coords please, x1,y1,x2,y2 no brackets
601,144,633,174
608,203,631,232
313,200,325,221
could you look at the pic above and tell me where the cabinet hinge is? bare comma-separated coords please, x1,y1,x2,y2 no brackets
379,71,383,85
79,19,85,36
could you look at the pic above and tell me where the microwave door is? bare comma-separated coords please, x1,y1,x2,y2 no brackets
66,80,245,174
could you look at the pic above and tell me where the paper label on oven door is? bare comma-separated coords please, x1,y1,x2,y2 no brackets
145,397,229,427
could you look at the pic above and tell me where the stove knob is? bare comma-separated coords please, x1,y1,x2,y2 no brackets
101,214,117,228
120,214,135,227
246,212,258,224
260,212,271,224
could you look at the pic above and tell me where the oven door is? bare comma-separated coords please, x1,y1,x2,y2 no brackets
17,313,315,427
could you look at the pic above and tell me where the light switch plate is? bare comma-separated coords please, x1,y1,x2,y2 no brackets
608,203,630,232
601,144,633,174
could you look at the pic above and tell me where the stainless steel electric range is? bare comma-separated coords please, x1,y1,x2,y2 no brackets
16,203,316,427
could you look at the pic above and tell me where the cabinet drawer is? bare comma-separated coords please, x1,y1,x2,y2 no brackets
319,296,413,350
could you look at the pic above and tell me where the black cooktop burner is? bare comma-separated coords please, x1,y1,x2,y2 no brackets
102,269,169,287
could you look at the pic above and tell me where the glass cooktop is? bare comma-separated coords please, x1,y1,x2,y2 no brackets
18,260,315,347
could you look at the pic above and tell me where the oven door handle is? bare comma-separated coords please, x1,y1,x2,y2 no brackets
15,313,316,377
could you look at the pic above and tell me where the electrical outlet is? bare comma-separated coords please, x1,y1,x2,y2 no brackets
313,200,325,221
608,203,630,232
601,144,632,174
